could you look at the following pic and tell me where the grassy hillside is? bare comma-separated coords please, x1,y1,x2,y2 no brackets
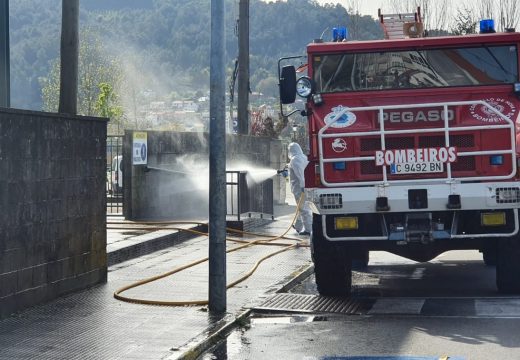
9,0,382,110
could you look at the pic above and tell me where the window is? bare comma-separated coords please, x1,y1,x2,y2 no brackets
312,45,518,93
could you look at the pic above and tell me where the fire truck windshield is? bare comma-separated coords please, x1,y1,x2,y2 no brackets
313,44,518,93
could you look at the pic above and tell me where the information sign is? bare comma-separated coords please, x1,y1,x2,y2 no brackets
132,132,147,165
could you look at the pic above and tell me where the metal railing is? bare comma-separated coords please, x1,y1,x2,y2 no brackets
226,171,274,221
107,135,123,214
318,100,517,187
227,171,242,220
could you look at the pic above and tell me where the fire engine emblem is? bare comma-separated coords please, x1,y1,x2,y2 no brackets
324,106,357,128
469,98,516,123
332,138,347,153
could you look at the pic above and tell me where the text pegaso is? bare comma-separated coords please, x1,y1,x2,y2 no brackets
379,109,455,123
375,147,457,166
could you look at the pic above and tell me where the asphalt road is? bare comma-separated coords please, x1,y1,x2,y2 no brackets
199,250,520,360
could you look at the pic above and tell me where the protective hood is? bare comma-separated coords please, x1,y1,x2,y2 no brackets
288,142,304,159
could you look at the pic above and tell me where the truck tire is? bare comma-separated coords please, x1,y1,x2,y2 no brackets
482,248,497,266
311,214,352,296
496,235,520,294
352,250,369,270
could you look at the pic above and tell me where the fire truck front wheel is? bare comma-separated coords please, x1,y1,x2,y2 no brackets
482,247,497,266
352,250,369,270
311,214,352,296
496,234,520,294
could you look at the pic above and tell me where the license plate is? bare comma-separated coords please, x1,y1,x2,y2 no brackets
390,162,443,174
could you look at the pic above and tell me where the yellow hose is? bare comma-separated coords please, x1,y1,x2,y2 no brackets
113,193,307,306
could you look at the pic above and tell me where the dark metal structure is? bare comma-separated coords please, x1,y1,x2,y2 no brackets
237,0,249,134
226,171,274,221
107,136,124,214
59,0,79,114
0,0,9,107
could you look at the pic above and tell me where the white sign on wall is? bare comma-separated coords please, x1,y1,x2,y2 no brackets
132,132,147,165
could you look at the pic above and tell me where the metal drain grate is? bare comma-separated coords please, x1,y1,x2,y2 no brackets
254,293,373,315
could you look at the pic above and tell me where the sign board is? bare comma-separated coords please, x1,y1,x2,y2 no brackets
132,132,147,165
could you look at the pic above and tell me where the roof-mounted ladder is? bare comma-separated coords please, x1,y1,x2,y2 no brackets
378,7,424,39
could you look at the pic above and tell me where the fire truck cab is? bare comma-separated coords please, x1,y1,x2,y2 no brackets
278,12,520,296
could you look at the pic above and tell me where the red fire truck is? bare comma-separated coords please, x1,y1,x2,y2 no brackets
278,10,520,295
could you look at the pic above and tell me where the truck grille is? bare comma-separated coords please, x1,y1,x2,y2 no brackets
360,134,474,152
419,134,474,148
361,137,415,151
452,156,475,171
359,134,476,175
318,101,516,187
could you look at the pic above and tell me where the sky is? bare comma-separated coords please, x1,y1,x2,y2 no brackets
341,1,383,17
316,1,402,18
316,0,479,18
314,0,518,29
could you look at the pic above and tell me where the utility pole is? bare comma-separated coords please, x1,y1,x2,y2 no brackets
237,0,249,135
0,0,9,108
209,0,227,313
59,0,79,114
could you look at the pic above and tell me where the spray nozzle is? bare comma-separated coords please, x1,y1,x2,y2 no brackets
277,167,288,177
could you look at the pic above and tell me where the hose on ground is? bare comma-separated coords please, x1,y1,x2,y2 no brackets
113,193,307,306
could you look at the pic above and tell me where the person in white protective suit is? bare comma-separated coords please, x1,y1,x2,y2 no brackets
287,142,313,235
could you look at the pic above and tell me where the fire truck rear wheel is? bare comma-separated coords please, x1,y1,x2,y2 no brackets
496,235,520,294
311,214,352,296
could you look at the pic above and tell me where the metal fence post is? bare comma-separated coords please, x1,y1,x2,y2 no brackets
0,0,9,108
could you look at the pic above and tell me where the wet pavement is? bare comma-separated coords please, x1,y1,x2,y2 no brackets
0,202,312,359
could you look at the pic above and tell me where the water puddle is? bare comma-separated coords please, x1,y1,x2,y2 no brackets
250,315,328,325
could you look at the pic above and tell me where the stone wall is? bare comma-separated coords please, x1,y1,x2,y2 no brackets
123,131,286,221
0,108,108,318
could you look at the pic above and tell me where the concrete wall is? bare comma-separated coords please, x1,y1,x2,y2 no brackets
0,108,108,319
123,131,286,221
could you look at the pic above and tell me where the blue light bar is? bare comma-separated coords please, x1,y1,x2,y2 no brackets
480,19,496,33
490,155,503,165
338,27,347,40
332,27,338,41
332,27,348,42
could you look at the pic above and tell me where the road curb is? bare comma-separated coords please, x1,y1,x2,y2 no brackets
107,224,207,266
170,263,314,360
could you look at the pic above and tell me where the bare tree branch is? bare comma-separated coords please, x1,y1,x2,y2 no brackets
384,0,451,32
498,0,520,30
345,0,361,39
477,0,495,20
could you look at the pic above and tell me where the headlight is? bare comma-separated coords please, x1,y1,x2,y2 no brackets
496,188,520,203
296,77,312,98
319,193,342,209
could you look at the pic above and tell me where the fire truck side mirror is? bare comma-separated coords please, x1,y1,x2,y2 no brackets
279,65,297,104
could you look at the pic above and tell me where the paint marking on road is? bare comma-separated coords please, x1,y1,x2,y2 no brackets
312,356,465,360
410,267,426,279
368,298,425,315
475,298,520,317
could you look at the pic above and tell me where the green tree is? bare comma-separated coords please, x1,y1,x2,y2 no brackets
95,82,124,134
256,76,279,98
40,29,123,118
40,60,60,113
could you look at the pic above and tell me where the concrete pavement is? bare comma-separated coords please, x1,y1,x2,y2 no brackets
0,202,312,360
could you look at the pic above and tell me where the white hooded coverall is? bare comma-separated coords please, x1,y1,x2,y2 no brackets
288,142,313,234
